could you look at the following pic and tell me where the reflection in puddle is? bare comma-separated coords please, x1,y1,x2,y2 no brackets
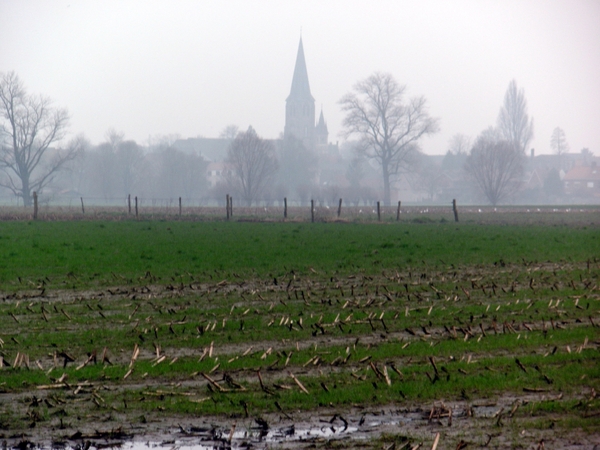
116,422,360,450
49,411,429,450
14,400,551,449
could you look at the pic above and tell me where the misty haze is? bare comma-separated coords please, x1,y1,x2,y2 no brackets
1,3,599,449
1,1,599,210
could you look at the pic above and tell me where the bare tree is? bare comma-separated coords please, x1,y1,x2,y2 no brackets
447,134,471,156
0,71,81,205
219,124,240,141
550,127,569,171
442,134,471,173
322,183,342,206
550,127,569,156
84,142,118,200
412,155,445,202
339,72,439,205
346,156,365,189
105,128,124,151
464,128,525,205
225,126,278,206
81,133,145,200
497,79,534,153
52,134,91,196
116,140,144,196
152,147,207,199
146,133,181,151
296,183,312,206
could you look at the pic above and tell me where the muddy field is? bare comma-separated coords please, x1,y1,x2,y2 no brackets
1,257,599,449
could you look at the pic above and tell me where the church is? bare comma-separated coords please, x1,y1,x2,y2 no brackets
172,37,339,190
284,38,336,156
173,37,336,161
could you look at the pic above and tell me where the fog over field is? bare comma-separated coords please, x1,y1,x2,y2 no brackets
1,1,599,206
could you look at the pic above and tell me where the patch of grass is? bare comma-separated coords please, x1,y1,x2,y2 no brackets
0,220,597,290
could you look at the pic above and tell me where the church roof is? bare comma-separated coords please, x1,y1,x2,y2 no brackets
287,38,314,102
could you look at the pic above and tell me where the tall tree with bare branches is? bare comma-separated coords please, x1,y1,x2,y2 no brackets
550,126,569,170
0,71,81,205
497,79,534,154
219,124,240,141
465,128,525,205
225,126,278,206
339,72,439,205
550,127,569,156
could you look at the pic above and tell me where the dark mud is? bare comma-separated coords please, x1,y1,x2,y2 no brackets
3,392,599,449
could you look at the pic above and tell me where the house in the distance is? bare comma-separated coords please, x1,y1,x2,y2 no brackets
206,161,233,188
171,137,230,162
563,161,600,200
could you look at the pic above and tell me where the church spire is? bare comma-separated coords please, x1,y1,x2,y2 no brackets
317,107,327,129
287,38,314,102
315,106,329,146
284,37,316,150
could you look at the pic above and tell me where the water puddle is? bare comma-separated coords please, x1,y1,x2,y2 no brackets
111,421,360,450
14,404,512,449
147,411,430,449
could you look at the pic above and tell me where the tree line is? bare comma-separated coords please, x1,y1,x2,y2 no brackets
1,70,583,207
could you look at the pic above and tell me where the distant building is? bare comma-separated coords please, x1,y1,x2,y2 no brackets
171,137,229,162
563,161,600,199
284,38,316,149
206,161,232,188
168,37,343,203
284,38,338,156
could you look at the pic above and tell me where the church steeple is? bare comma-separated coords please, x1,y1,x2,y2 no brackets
287,38,314,102
284,37,316,150
315,107,328,146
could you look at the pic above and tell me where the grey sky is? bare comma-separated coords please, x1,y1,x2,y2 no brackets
1,0,599,155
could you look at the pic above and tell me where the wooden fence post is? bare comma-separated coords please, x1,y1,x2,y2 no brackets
396,201,401,221
135,196,138,218
179,197,182,216
33,191,38,220
128,194,131,214
452,199,459,222
311,199,314,223
229,196,233,217
284,197,287,219
226,194,230,220
80,197,85,214
337,198,342,218
377,201,381,222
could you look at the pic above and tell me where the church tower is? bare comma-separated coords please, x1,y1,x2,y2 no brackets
284,38,316,151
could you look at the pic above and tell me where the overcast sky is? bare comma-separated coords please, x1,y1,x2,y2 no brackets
1,0,599,155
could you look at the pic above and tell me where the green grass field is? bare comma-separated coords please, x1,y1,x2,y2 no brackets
0,217,598,448
0,220,597,290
